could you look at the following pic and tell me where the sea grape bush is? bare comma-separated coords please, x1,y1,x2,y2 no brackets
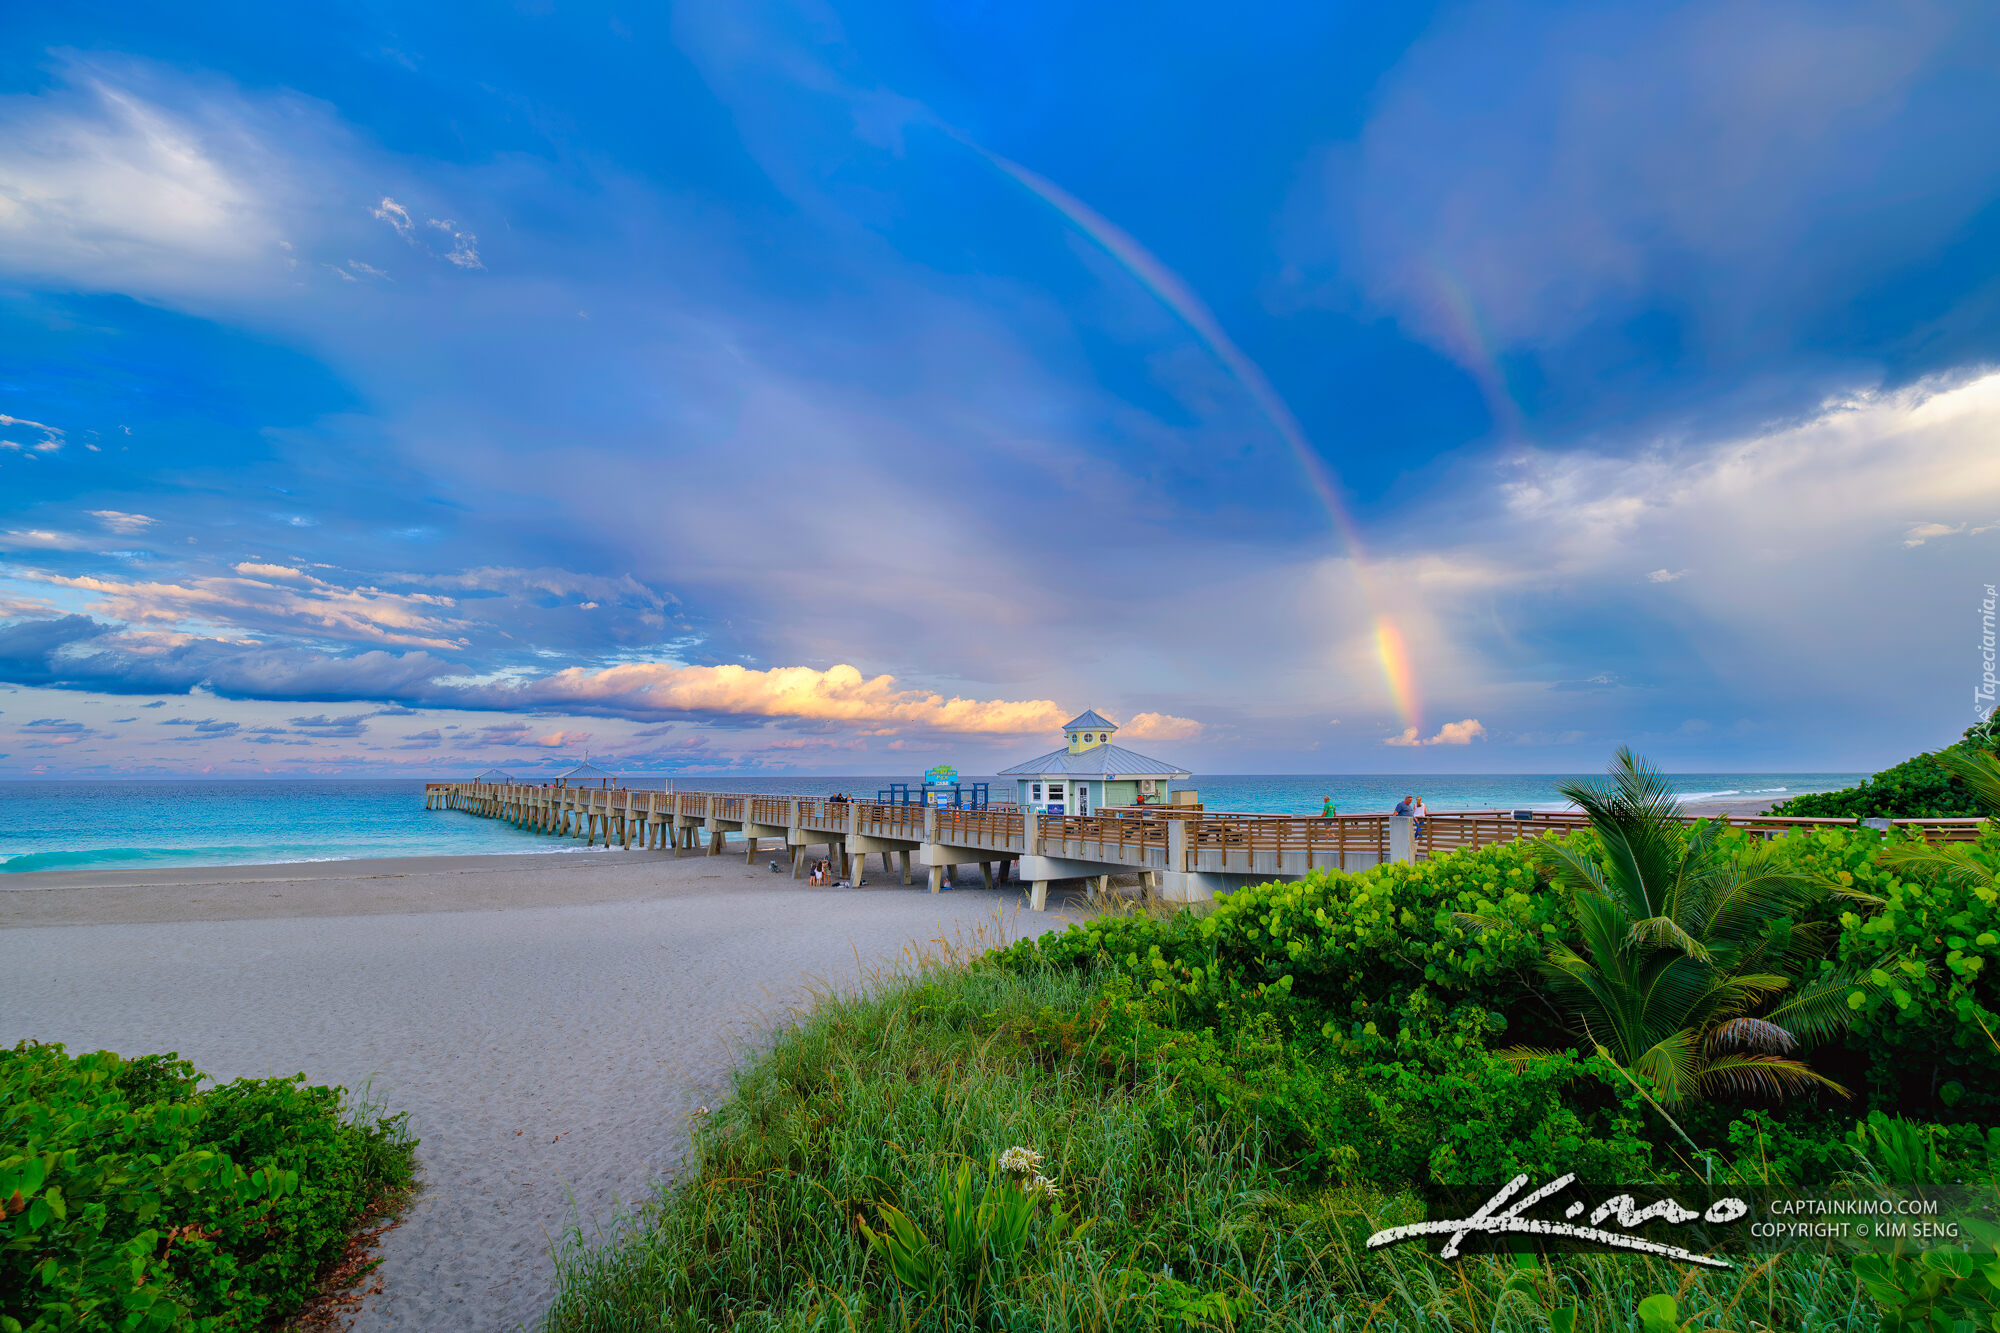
1719,820,2000,1116
999,838,1563,1029
1,1043,417,1333
1834,827,2000,1115
997,814,2000,1176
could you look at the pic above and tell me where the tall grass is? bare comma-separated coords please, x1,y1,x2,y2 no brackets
544,950,1875,1332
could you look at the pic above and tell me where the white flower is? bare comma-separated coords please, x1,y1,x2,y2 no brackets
1028,1174,1061,1198
998,1145,1043,1177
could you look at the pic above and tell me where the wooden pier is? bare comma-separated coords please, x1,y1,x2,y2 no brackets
424,781,1984,908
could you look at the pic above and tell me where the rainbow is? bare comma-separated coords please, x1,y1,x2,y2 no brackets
978,148,1423,732
1415,265,1523,439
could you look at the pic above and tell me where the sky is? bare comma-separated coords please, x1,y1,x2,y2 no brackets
2,0,1999,779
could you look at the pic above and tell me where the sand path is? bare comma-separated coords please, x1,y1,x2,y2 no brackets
0,849,1085,1331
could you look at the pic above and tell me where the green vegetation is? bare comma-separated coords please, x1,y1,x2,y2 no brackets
1773,721,2000,818
547,747,2000,1331
1,1043,417,1333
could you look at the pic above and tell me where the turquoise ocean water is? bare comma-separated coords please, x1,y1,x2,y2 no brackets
0,772,1866,875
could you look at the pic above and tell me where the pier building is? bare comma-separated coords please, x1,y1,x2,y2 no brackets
998,710,1190,815
559,760,618,789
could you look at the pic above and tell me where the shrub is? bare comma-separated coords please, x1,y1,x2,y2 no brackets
993,836,1562,1036
1,1042,416,1333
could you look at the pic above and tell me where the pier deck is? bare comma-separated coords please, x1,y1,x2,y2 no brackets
423,782,1982,907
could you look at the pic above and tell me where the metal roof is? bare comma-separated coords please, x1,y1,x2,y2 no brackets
998,743,1189,779
1061,709,1118,732
474,768,515,783
559,761,617,780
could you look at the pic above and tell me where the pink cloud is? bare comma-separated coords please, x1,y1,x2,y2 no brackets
1384,717,1486,747
485,661,1064,734
1120,711,1203,741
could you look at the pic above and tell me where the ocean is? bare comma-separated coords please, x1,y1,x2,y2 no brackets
0,772,1867,875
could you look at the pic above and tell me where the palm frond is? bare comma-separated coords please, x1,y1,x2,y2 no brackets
1534,839,1615,902
1708,1017,1797,1054
1935,746,2000,819
1622,913,1713,961
1495,1046,1577,1068
1696,1054,1849,1101
1764,970,1871,1046
1878,842,2000,891
1631,1027,1701,1107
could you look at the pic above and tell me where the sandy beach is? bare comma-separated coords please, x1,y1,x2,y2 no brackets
1678,795,1798,818
0,849,1090,1331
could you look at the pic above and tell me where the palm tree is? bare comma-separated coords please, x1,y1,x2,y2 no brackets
1515,748,1872,1106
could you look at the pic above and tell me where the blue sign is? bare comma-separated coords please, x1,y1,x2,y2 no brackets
924,765,958,786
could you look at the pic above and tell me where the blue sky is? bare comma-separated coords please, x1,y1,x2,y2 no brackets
2,0,1999,778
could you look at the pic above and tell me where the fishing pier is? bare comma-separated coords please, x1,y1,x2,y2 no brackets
423,781,1978,908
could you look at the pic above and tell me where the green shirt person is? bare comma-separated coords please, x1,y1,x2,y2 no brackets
1321,796,1336,818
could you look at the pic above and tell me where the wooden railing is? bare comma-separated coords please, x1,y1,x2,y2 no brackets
856,802,924,840
1185,813,1389,868
935,806,1025,848
1039,812,1171,860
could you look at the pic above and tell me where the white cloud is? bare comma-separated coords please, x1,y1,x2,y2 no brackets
427,217,482,269
0,414,62,438
13,566,467,650
0,74,284,296
88,510,154,534
372,196,413,239
1903,521,1964,547
0,414,65,456
1,529,93,550
1646,568,1686,583
1348,368,2000,748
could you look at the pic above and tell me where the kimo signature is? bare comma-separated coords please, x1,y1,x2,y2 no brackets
1365,1173,1749,1269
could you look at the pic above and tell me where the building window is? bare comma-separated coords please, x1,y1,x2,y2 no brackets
1031,783,1042,800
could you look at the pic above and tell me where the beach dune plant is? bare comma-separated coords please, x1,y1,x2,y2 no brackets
1505,748,1872,1106
858,1150,1089,1318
